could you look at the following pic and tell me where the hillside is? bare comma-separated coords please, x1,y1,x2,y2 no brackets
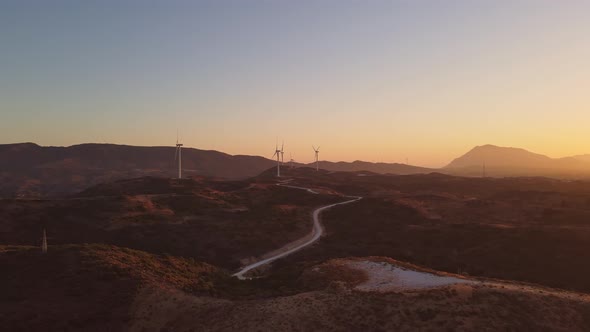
0,143,432,197
259,170,590,294
573,154,590,163
132,260,590,331
3,142,590,198
0,143,276,197
0,175,343,269
4,170,590,330
314,160,433,175
0,244,225,331
3,244,590,332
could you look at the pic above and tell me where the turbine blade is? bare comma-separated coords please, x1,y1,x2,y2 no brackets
174,146,178,160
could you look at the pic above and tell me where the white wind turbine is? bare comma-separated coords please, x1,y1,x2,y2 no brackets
280,142,285,165
272,143,282,177
312,145,320,171
174,134,183,179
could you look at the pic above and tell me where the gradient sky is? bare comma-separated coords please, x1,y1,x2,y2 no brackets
1,1,589,167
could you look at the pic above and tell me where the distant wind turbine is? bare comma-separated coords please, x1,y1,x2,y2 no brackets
312,145,320,171
280,141,285,165
175,133,183,179
290,152,295,168
272,143,282,177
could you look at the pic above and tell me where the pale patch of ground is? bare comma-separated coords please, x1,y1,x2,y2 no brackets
125,195,174,216
338,258,590,303
105,195,176,230
347,260,476,292
395,197,442,220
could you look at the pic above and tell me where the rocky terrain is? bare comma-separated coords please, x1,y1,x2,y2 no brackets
0,175,342,269
3,167,590,331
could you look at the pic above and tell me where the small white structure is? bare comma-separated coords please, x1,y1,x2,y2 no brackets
175,138,183,179
272,143,282,177
312,145,320,171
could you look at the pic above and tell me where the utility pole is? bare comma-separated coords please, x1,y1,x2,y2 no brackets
41,228,47,254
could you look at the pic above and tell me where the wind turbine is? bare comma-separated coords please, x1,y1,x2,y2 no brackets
280,142,285,165
290,152,295,168
312,145,320,171
272,143,281,177
175,134,183,179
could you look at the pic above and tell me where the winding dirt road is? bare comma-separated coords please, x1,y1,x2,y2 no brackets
232,181,361,279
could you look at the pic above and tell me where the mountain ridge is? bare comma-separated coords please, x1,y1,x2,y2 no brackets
2,142,590,197
0,142,430,197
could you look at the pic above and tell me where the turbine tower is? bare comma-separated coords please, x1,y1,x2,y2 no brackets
272,143,281,177
290,152,295,168
41,228,47,254
280,142,285,165
312,145,320,171
175,135,183,179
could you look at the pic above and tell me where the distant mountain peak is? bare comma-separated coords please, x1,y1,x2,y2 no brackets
476,144,498,148
470,144,528,152
446,145,590,176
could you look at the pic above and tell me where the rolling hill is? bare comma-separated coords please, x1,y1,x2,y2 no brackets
0,143,430,197
314,160,433,175
4,244,590,331
572,154,590,163
4,168,590,330
2,142,590,197
0,142,276,197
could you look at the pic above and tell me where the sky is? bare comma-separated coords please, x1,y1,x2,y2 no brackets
1,0,589,167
